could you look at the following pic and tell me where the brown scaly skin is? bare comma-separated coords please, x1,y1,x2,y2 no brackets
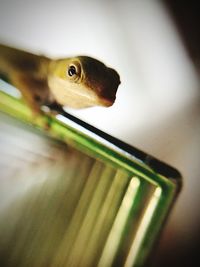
0,44,120,113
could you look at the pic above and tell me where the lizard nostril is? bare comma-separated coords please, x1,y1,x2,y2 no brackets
34,95,42,103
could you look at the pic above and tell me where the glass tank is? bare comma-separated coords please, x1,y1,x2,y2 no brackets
0,80,182,267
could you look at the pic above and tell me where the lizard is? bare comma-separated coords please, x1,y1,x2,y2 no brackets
0,44,120,113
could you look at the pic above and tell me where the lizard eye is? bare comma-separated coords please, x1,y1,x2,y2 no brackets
68,65,77,76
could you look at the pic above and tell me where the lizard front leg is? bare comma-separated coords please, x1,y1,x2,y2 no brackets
10,71,51,114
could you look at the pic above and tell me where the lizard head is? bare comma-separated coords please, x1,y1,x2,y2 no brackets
48,56,120,108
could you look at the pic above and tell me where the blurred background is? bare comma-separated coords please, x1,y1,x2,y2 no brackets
0,0,199,266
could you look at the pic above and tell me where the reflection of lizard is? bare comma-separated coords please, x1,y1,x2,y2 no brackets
0,44,120,113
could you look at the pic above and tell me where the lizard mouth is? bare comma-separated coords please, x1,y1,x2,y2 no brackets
99,96,116,107
48,76,116,109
